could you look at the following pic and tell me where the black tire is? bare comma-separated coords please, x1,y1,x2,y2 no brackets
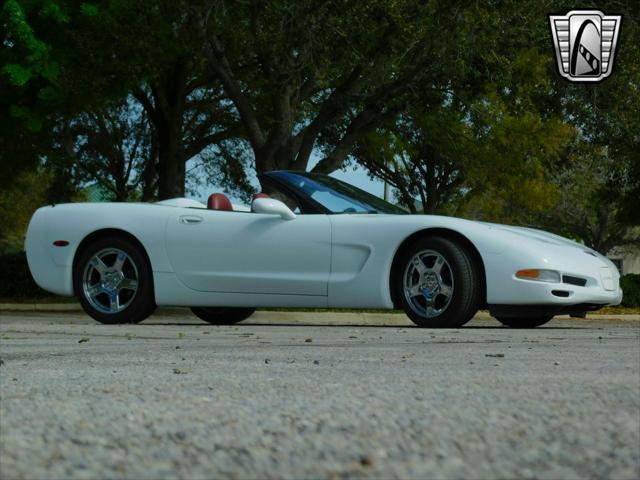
495,316,553,328
73,236,156,324
395,236,481,328
190,307,256,325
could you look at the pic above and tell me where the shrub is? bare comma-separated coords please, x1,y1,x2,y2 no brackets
620,274,640,308
0,251,49,299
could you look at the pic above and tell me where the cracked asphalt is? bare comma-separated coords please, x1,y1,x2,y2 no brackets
1,311,639,480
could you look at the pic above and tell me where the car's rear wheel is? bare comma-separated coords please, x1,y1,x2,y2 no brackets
73,236,155,324
495,316,553,328
395,236,481,328
190,307,256,325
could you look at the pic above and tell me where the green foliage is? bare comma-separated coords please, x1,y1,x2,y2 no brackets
0,169,53,254
1,0,76,183
0,251,49,299
540,148,639,252
620,275,640,308
3,63,31,85
353,0,637,247
354,30,575,222
0,0,183,186
80,3,98,17
541,0,640,240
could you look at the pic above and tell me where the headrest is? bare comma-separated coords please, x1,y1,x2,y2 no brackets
207,193,233,211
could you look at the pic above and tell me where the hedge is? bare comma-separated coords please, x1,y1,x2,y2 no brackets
620,273,640,308
0,252,49,299
1,251,640,307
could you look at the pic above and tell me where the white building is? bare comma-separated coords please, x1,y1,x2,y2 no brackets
608,246,640,275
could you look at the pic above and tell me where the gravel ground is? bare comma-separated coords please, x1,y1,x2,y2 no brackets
1,311,639,480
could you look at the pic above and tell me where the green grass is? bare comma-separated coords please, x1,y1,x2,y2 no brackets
599,306,640,315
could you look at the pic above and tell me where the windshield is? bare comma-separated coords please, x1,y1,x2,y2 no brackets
268,171,408,215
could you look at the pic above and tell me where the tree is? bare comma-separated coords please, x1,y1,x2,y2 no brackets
1,0,76,185
540,0,640,251
133,74,238,199
57,99,157,201
1,0,162,196
1,1,238,199
193,0,469,182
353,43,574,223
64,1,241,199
354,104,472,214
543,151,639,253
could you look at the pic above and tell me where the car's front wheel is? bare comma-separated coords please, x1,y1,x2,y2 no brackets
495,316,553,328
190,307,256,325
395,236,482,328
73,236,156,324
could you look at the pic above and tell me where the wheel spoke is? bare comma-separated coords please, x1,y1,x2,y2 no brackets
403,249,455,320
86,284,103,298
113,252,126,273
91,257,109,277
432,255,445,274
412,257,427,275
405,284,422,298
109,292,120,312
440,283,452,299
83,247,140,315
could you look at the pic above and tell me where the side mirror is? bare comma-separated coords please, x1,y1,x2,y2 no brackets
251,198,296,220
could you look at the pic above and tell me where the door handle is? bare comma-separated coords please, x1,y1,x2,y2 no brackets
179,215,203,225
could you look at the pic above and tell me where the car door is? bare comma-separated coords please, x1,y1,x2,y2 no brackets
165,209,331,296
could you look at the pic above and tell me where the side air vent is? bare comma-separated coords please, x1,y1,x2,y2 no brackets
552,290,571,298
563,275,587,287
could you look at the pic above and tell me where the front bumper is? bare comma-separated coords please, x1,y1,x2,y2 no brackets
488,303,608,319
483,247,623,307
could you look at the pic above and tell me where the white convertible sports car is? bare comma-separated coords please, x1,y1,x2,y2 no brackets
26,171,622,327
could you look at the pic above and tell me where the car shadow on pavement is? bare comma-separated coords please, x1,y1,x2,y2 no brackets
141,321,592,330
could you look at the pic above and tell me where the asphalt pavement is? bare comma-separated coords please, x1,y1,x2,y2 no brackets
1,311,639,480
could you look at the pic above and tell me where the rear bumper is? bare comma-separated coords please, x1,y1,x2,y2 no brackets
25,207,74,296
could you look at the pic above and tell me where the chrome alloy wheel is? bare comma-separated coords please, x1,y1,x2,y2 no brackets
403,249,454,319
82,248,139,314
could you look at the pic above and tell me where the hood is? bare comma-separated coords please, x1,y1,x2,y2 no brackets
485,223,598,252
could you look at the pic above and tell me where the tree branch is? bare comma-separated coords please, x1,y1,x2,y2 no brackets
196,9,266,150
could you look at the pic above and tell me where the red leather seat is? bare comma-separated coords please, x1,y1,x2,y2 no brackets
207,193,233,211
253,192,270,201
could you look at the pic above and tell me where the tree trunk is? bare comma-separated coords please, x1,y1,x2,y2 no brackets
46,166,78,204
141,140,158,201
424,165,438,214
157,135,185,199
137,59,189,200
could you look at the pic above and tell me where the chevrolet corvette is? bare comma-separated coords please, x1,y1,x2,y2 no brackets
25,171,622,327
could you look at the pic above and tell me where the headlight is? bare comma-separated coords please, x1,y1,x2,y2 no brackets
515,269,561,283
